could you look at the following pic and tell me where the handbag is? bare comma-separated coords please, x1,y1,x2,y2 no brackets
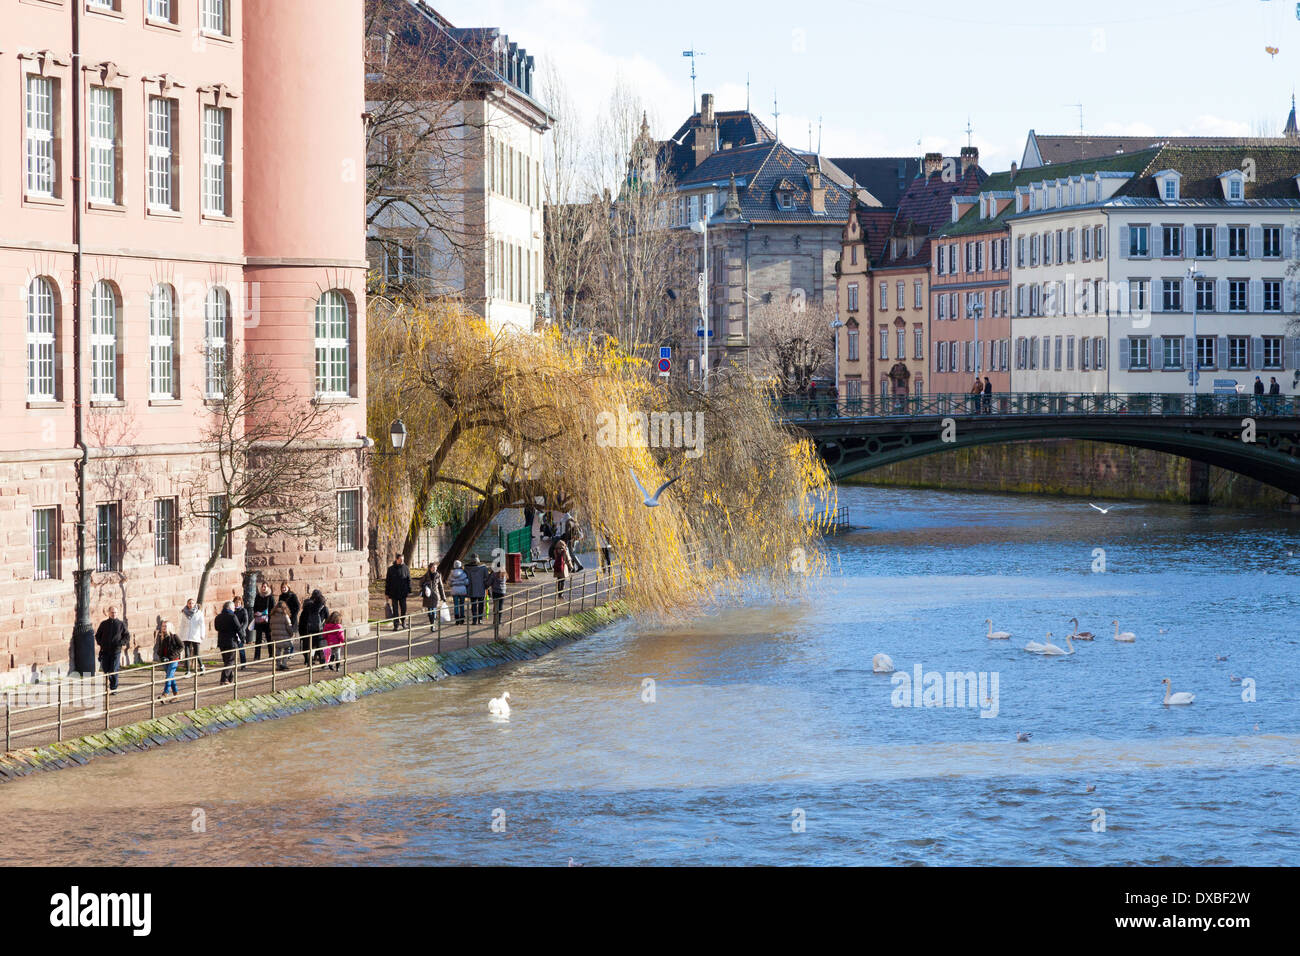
422,583,433,598
438,601,452,623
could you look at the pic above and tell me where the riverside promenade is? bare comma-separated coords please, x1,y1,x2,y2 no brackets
2,560,621,756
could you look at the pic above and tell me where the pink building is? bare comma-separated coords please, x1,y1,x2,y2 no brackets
0,0,370,683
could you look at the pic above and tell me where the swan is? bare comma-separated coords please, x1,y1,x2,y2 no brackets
1043,633,1075,656
872,653,895,673
1068,617,1094,641
1025,632,1050,653
1112,620,1136,643
488,691,512,716
985,618,1011,640
1161,678,1194,706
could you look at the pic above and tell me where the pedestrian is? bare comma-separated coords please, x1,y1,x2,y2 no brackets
1254,375,1265,395
970,377,984,413
279,582,301,636
806,380,818,418
231,593,250,670
299,588,329,665
564,520,585,572
214,601,240,685
251,580,274,662
1269,376,1280,395
269,599,294,671
384,553,411,630
553,538,571,597
154,622,183,702
179,598,206,676
598,529,613,576
449,559,468,624
322,611,345,671
465,553,491,625
490,566,507,635
983,376,993,414
420,562,446,627
95,606,129,692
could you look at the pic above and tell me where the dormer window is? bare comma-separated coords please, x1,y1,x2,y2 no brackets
777,190,794,210
1218,169,1245,202
1154,169,1181,202
1229,179,1242,200
1163,179,1176,200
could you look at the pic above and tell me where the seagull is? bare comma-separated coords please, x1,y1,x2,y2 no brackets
1215,654,1228,662
629,469,680,507
1088,503,1113,514
1085,784,1096,793
1016,732,1032,743
1229,674,1241,684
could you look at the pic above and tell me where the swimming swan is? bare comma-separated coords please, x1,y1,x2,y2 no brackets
488,691,512,716
1025,633,1050,653
872,653,895,673
986,619,1011,640
1068,617,1094,641
1042,633,1075,656
1161,678,1194,706
1112,620,1136,643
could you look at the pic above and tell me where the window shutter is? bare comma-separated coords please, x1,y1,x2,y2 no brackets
1185,225,1195,258
1184,336,1193,370
935,342,941,370
1249,279,1263,314
1249,225,1263,259
1289,337,1300,370
1152,283,1163,313
1118,338,1130,370
1119,226,1129,259
1286,280,1297,314
1152,339,1165,371
1216,336,1229,368
1216,225,1228,258
1096,338,1106,370
1152,227,1162,258
1251,336,1264,370
1216,278,1228,313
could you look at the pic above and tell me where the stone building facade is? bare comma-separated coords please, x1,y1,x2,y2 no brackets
1,0,370,683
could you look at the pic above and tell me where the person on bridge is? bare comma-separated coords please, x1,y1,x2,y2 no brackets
384,554,411,630
553,538,571,597
269,599,294,671
970,378,984,413
323,611,345,670
299,589,329,665
95,606,128,692
1269,377,1280,395
983,376,993,413
179,598,206,676
1254,376,1265,395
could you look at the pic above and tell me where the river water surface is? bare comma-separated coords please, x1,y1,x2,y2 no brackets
2,485,1298,865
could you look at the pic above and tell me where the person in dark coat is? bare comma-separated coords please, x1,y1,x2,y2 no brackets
983,376,993,413
214,601,241,685
279,582,301,635
489,568,507,635
231,594,250,669
384,554,411,630
269,599,294,671
251,580,275,662
420,563,446,628
1269,376,1281,396
299,589,329,665
1254,376,1265,395
95,606,129,692
464,554,491,625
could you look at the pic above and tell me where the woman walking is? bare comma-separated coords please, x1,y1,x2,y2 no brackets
553,538,571,598
179,598,206,675
322,611,345,671
421,562,447,628
299,588,329,665
154,622,183,702
449,559,469,624
269,599,294,671
214,601,240,685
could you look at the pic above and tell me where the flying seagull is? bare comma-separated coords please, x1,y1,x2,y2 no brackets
1088,503,1113,514
630,469,680,507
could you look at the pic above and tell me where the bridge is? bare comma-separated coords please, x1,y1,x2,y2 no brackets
780,393,1300,495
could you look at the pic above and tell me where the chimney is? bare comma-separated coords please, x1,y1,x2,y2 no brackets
807,164,825,214
701,93,715,127
1010,161,1018,179
960,146,979,177
923,152,943,177
692,93,717,170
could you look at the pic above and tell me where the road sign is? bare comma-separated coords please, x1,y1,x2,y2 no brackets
695,325,714,337
660,346,671,360
657,358,671,373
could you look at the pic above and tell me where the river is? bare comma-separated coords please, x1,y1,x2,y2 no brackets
2,485,1297,865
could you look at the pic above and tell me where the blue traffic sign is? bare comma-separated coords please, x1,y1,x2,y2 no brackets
660,346,671,359
695,328,714,337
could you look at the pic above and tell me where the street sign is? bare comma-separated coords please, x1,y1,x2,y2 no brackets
657,358,671,373
1213,378,1239,395
660,346,671,360
695,327,714,337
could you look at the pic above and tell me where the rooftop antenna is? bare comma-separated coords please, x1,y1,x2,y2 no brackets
746,73,750,112
965,116,974,147
682,46,706,110
1066,103,1084,157
817,116,823,156
773,92,780,141
808,121,812,153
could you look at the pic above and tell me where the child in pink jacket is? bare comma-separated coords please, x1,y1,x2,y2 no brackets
323,611,345,671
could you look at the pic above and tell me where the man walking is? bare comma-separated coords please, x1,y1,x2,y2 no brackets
385,554,411,630
983,376,993,414
214,601,240,686
95,607,129,692
464,553,491,625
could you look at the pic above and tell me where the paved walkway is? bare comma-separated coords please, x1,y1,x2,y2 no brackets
2,562,620,754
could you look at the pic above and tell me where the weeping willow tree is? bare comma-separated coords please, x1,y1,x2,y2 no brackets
368,292,835,614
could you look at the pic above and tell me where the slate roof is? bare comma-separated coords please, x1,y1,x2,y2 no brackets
1117,145,1300,201
849,206,897,262
829,157,921,208
657,109,775,182
678,140,854,225
889,162,987,238
1024,131,1293,168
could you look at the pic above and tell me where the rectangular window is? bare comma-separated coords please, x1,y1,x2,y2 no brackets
202,106,229,216
878,327,888,360
1129,337,1149,369
1228,336,1249,369
1227,226,1247,258
147,0,175,22
33,507,60,581
1054,335,1063,371
147,96,176,211
27,279,57,401
154,498,177,566
1228,279,1248,312
1129,225,1149,258
847,327,859,361
879,282,888,310
1195,278,1215,312
91,282,117,400
1016,236,1026,268
1129,279,1149,313
1082,228,1091,260
208,494,231,559
87,86,118,204
1263,226,1282,258
25,75,57,197
914,328,923,360
914,280,923,309
847,282,859,312
1264,279,1282,312
897,329,905,360
1066,229,1075,262
201,0,229,35
1263,336,1283,369
1161,279,1183,312
96,502,121,573
1195,225,1215,258
1162,225,1182,258
896,281,905,310
1197,336,1215,370
337,490,360,552
1162,336,1183,369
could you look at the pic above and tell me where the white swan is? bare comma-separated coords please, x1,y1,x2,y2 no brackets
1112,620,1136,643
1161,678,1194,706
488,691,512,716
872,653,894,673
1024,632,1050,653
985,618,1011,640
1068,617,1094,641
1043,633,1075,656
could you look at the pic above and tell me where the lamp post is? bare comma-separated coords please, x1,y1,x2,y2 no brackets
690,217,709,392
1187,265,1203,395
971,299,984,378
369,419,408,457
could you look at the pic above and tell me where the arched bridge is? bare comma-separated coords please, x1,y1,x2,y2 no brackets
780,393,1300,495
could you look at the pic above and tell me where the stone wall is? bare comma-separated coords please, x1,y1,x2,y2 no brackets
844,439,1292,509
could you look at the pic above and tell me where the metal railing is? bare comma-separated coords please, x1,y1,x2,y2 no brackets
1,564,630,753
815,506,851,533
779,392,1300,421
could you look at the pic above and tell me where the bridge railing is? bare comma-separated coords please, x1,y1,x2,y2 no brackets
779,393,1300,421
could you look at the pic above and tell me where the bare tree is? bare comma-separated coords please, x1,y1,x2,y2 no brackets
188,351,340,610
749,298,837,394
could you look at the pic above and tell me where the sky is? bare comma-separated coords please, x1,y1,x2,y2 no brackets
434,0,1300,173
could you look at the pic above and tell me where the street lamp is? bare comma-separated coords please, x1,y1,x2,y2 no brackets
970,300,984,378
1187,266,1204,394
690,217,710,392
389,418,408,452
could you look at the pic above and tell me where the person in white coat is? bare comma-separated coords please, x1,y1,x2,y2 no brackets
179,598,207,676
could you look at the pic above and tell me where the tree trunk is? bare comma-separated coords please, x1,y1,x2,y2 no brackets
399,420,463,566
436,494,502,579
195,524,228,613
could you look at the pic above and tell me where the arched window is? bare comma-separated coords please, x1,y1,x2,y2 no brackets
26,277,57,401
205,287,229,398
149,284,176,399
314,291,350,397
90,281,118,400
